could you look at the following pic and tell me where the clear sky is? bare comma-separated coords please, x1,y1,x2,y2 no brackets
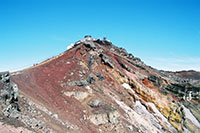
0,0,200,72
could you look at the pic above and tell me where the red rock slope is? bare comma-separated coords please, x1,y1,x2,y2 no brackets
9,36,200,133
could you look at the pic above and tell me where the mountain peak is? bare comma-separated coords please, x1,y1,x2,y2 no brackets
0,36,200,132
67,35,112,51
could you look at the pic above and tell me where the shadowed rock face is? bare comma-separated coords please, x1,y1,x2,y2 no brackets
1,36,199,132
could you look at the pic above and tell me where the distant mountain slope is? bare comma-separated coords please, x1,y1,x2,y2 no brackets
167,70,200,80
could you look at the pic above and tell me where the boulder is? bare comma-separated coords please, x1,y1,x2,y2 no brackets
0,71,10,84
99,54,114,68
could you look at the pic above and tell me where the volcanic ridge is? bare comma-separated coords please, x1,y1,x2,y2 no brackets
0,36,200,133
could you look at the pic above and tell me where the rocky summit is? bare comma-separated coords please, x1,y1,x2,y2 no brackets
0,36,200,133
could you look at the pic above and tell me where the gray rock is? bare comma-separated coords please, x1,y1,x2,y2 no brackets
88,100,104,108
84,41,96,50
95,39,112,46
79,71,86,77
87,74,95,84
0,71,10,84
127,53,134,59
0,71,20,118
88,54,94,70
119,47,127,54
79,71,84,77
10,82,19,100
89,109,120,125
110,48,115,52
8,108,20,118
117,60,133,73
107,110,120,124
99,54,114,68
61,73,95,87
89,113,108,125
0,88,10,105
95,73,104,81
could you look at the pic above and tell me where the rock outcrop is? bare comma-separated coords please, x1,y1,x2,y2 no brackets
0,72,20,118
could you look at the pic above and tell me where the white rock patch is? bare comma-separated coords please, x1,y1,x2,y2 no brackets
67,43,75,50
182,105,200,128
148,102,169,124
135,101,162,130
147,102,176,132
64,91,88,101
122,83,139,99
112,96,160,133
122,83,132,90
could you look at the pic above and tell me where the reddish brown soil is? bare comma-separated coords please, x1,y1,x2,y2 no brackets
142,78,154,89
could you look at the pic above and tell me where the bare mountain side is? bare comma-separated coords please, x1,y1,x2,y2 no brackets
167,70,200,80
0,36,199,133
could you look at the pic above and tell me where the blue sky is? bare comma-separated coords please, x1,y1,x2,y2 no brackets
0,0,200,72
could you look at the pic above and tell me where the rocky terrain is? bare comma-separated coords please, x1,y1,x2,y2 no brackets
166,70,200,80
0,36,200,132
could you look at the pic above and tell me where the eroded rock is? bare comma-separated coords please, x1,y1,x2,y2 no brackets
99,53,114,68
89,110,120,125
